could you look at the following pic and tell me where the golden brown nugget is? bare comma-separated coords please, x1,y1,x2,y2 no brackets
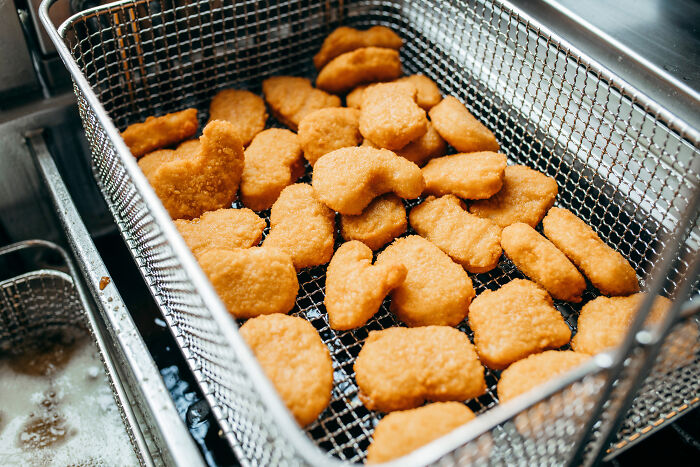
121,108,198,158
497,351,590,403
208,89,267,146
429,96,499,152
359,81,428,150
572,293,671,355
469,165,558,228
240,129,305,211
312,147,424,215
239,314,333,426
542,207,639,296
313,25,403,69
325,241,407,330
316,47,403,94
297,107,361,166
410,195,502,273
468,279,571,369
262,76,341,131
198,247,298,319
345,83,368,109
376,236,475,327
263,183,335,269
354,326,486,412
339,194,407,250
138,120,244,219
501,223,586,302
394,74,442,110
174,208,265,255
364,122,447,167
366,402,475,463
422,152,507,199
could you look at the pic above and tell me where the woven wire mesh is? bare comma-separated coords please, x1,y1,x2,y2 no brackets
54,0,700,464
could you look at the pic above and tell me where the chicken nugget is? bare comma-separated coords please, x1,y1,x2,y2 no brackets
366,402,475,464
314,26,403,69
375,236,475,327
469,165,558,228
198,247,298,319
208,89,267,146
297,107,361,166
263,183,335,269
429,96,499,153
325,241,407,330
394,74,442,110
542,207,639,296
497,351,590,403
138,120,244,219
572,293,671,355
422,152,507,199
501,222,586,302
468,279,571,369
364,122,447,167
316,47,403,94
262,76,341,131
359,81,428,150
239,314,333,426
346,83,369,109
312,147,424,215
339,194,407,250
354,326,486,412
121,108,198,158
410,195,502,273
240,129,305,211
174,208,265,255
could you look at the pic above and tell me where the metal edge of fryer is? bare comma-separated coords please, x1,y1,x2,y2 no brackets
25,130,206,467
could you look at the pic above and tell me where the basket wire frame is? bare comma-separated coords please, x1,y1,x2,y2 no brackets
42,0,699,464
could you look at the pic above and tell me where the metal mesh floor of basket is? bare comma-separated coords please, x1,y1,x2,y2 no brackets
50,0,700,464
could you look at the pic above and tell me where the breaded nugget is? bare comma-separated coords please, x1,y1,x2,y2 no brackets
354,326,486,412
297,107,361,166
314,26,403,69
121,108,198,158
469,165,558,228
410,195,502,273
325,241,407,330
497,351,590,403
339,194,407,250
316,47,403,94
312,147,424,215
263,183,335,269
240,129,305,211
572,293,671,355
542,207,639,296
364,122,447,167
422,152,507,199
468,279,571,369
239,314,333,426
262,76,341,131
208,89,267,146
375,236,475,327
394,74,442,110
346,84,368,109
198,247,298,319
429,96,499,153
138,120,244,219
359,81,428,150
501,222,586,302
366,402,475,464
174,208,265,255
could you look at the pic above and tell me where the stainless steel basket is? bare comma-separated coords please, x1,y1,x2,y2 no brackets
40,0,700,465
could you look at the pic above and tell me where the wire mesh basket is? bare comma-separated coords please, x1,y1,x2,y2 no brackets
40,0,699,465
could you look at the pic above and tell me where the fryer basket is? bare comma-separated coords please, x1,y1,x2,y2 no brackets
40,0,699,465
